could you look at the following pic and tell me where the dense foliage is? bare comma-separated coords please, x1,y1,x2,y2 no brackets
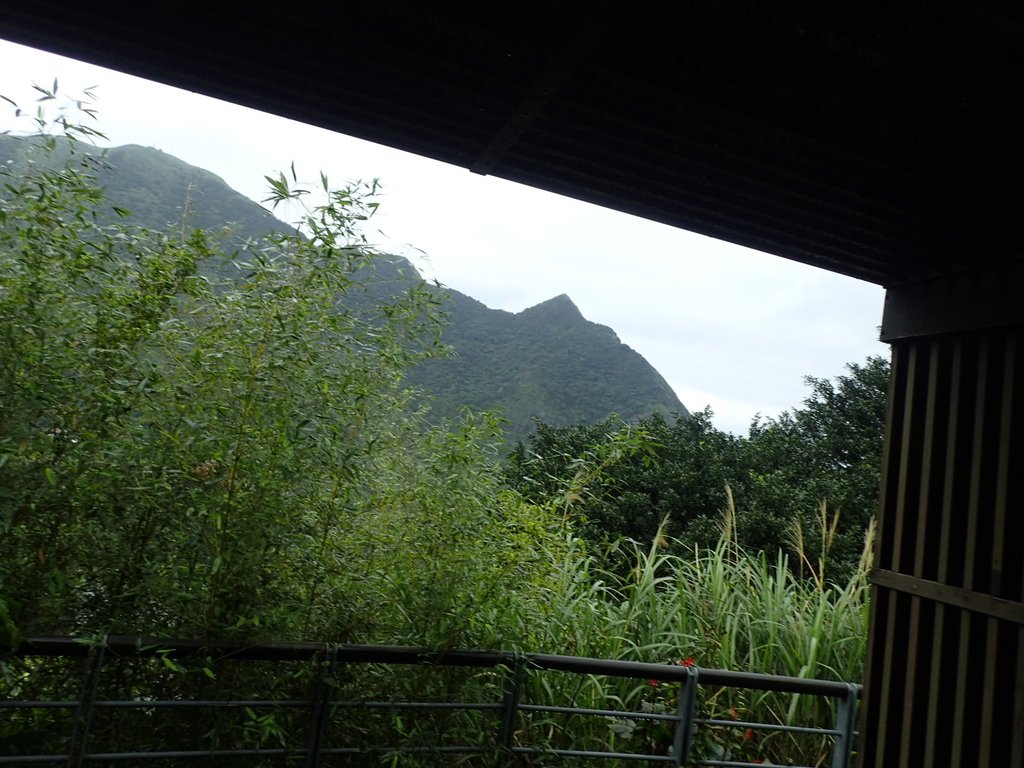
507,357,888,582
506,409,738,547
1,96,875,766
405,292,687,442
740,356,888,581
0,101,569,650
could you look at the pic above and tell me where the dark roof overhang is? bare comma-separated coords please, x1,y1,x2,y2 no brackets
3,1,1023,287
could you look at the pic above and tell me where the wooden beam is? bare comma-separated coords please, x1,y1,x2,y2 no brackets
870,569,1024,625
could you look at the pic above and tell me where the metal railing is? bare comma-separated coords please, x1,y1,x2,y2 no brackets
0,636,860,767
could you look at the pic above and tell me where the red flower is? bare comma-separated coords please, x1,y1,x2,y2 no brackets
744,728,754,741
648,678,660,687
677,657,694,667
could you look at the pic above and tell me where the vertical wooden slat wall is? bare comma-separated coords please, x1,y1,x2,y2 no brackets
859,327,1024,767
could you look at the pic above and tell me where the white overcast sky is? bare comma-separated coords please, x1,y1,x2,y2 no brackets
1,39,889,435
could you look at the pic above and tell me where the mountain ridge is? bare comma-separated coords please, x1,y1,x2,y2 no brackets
0,134,688,443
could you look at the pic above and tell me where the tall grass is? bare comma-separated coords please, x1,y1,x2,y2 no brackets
4,497,872,766
9,489,868,765
525,492,871,681
489,492,873,764
299,487,872,765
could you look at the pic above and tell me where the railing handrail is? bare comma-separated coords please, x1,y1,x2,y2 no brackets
1,635,861,767
3,636,862,699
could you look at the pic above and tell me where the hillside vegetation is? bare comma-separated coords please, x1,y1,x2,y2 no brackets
0,98,876,766
507,354,887,583
406,291,687,439
0,132,686,445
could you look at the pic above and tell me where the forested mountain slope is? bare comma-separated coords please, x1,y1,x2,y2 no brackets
0,135,687,442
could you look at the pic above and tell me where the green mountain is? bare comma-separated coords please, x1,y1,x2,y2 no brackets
97,144,289,240
0,135,688,442
0,136,287,241
404,291,687,439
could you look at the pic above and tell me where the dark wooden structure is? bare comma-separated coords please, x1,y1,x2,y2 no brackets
2,3,1022,764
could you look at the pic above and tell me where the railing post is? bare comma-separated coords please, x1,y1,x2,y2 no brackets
66,637,106,768
304,645,337,768
495,654,525,768
672,666,698,767
830,683,859,768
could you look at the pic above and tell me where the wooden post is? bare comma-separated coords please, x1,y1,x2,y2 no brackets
859,263,1024,766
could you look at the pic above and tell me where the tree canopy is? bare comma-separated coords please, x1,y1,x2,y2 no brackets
506,357,888,582
0,100,570,649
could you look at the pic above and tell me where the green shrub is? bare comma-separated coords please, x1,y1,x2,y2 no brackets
0,94,568,650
